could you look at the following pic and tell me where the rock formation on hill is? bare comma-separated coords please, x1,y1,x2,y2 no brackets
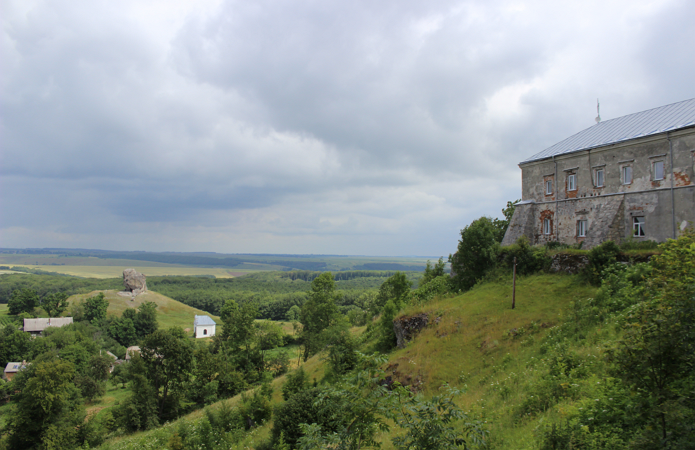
393,313,429,349
121,269,147,296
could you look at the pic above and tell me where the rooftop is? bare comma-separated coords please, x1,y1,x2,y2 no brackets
23,317,74,332
194,315,216,326
522,98,695,164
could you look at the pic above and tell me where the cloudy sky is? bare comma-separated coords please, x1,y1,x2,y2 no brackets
2,0,694,256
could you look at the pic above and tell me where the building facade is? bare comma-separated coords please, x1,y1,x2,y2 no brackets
194,315,216,338
503,99,695,248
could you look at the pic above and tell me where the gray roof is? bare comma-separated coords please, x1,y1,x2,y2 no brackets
4,362,27,373
194,315,216,326
522,98,695,164
23,317,73,332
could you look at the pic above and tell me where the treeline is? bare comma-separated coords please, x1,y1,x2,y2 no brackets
148,272,418,320
0,274,121,304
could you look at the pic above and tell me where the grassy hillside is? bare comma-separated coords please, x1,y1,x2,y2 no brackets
95,274,597,449
69,290,220,331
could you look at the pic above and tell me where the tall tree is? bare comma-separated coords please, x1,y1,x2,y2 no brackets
84,293,109,323
41,292,70,318
8,288,39,315
450,217,499,292
300,272,338,360
141,327,194,421
5,358,85,449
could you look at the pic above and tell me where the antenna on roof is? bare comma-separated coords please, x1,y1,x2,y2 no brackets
595,98,601,124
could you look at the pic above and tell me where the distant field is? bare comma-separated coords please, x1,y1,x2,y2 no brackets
6,265,255,278
69,290,221,332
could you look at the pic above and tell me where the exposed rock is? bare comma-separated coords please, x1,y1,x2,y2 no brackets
393,313,429,349
122,269,147,295
549,253,589,274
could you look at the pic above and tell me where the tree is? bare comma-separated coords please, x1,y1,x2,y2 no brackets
134,301,158,337
420,257,446,287
84,293,109,323
5,358,85,449
0,325,32,367
372,272,412,315
450,217,499,292
109,315,138,347
300,273,339,360
141,327,194,421
8,288,39,315
491,199,520,242
286,304,301,322
608,230,695,447
41,292,70,318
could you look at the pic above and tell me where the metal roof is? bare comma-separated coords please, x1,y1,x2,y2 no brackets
522,98,695,164
194,315,216,326
23,317,73,332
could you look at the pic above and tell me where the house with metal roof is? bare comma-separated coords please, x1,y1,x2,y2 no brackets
4,361,29,381
193,315,216,339
503,98,695,248
23,317,74,337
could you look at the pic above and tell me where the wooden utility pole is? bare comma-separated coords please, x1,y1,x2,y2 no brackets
512,257,517,309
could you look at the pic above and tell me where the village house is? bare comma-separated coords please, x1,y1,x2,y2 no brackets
3,361,28,381
193,315,216,338
503,98,695,248
22,317,74,337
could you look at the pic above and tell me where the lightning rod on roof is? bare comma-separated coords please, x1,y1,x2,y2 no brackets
595,98,601,124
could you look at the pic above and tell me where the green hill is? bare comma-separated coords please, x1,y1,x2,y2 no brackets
69,290,220,332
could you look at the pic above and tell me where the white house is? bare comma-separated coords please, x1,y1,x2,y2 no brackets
194,315,216,338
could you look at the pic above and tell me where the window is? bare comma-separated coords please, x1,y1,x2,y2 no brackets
653,161,664,180
595,168,604,187
622,165,632,185
567,173,577,191
543,218,552,235
633,216,645,237
545,180,553,195
203,329,208,335
577,220,587,237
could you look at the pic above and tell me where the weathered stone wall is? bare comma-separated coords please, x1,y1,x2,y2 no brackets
502,128,695,248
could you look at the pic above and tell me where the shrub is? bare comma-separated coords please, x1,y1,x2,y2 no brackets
583,241,621,285
272,388,347,448
410,275,451,305
499,237,552,275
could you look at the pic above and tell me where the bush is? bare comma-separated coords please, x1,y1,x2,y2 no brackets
410,275,451,305
282,367,309,401
582,241,621,285
272,387,347,448
499,237,552,275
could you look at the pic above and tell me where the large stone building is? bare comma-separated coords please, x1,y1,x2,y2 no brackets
503,98,695,248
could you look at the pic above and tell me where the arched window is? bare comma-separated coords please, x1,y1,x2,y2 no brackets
203,329,208,335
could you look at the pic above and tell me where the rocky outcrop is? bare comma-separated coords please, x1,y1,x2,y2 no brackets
122,269,147,295
393,313,429,349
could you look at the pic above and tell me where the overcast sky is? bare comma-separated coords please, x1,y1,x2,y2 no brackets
2,0,694,256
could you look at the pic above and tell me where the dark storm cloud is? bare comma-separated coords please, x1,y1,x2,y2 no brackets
2,0,694,254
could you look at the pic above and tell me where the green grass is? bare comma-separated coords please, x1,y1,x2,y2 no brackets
68,290,220,332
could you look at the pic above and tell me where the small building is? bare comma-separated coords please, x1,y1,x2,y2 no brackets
4,361,28,381
194,315,216,338
125,346,141,361
503,98,695,248
23,317,74,337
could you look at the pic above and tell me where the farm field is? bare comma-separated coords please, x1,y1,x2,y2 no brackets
5,265,254,279
69,290,221,332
